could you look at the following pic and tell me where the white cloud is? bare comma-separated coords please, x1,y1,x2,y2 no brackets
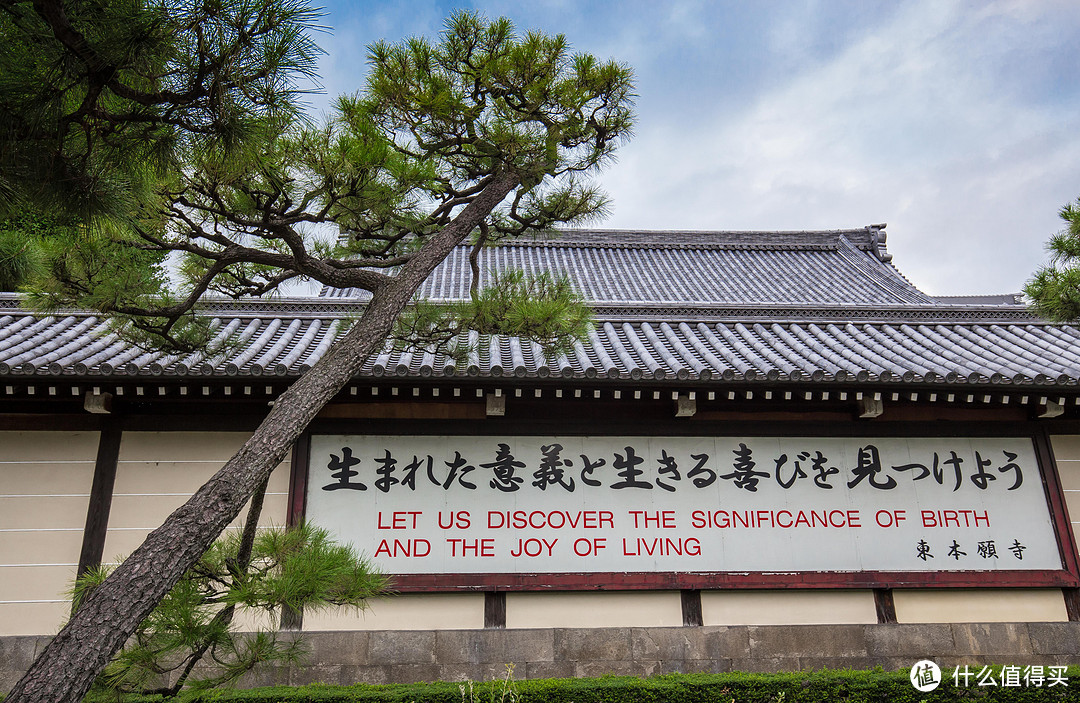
601,0,1080,294
311,1,1080,295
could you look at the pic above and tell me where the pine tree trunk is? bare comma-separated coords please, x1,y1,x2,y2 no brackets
167,474,270,696
5,171,519,703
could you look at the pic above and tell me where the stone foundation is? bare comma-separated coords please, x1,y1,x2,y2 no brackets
3,622,1079,692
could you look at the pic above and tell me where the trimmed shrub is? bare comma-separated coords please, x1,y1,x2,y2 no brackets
64,666,1078,703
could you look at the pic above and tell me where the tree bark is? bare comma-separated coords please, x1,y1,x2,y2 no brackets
167,474,271,696
5,170,520,703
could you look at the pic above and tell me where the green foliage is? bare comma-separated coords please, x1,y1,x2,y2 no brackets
0,215,52,291
1026,197,1080,321
73,523,387,698
65,667,1080,702
0,0,323,221
462,271,591,348
17,10,633,357
393,270,593,360
363,11,634,218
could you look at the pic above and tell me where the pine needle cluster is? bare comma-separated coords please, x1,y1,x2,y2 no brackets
393,270,592,361
72,522,387,698
1027,197,1080,321
0,215,51,291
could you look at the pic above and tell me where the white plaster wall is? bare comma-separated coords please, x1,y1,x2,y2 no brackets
107,432,290,632
0,431,98,635
701,589,877,626
1050,435,1080,551
893,588,1068,623
102,432,289,561
505,591,683,628
0,430,291,636
303,593,485,631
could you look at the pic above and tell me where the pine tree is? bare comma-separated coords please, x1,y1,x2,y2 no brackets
1026,197,1080,321
0,0,321,221
5,8,634,702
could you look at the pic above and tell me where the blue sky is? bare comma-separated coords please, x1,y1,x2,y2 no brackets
305,1,1080,296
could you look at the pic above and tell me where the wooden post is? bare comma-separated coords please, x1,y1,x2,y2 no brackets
484,592,506,628
280,433,312,631
681,589,703,626
873,588,897,624
76,421,122,578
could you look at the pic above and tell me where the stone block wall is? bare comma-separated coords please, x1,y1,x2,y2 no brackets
8,623,1076,692
254,622,1080,686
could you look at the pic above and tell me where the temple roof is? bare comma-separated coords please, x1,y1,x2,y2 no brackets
322,226,936,307
2,226,1075,392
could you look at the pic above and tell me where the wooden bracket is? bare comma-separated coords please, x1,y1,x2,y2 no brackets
858,397,883,418
83,391,113,414
675,394,697,418
486,393,506,417
1039,400,1064,419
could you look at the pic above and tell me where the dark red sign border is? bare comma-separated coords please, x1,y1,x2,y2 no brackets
288,425,1080,592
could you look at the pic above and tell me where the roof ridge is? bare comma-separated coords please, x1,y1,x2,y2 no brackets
503,226,887,250
833,234,935,305
0,293,1045,324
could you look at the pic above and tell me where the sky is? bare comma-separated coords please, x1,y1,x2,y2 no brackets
305,0,1080,297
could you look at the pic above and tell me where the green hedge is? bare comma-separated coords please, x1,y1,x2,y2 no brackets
70,667,1078,703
